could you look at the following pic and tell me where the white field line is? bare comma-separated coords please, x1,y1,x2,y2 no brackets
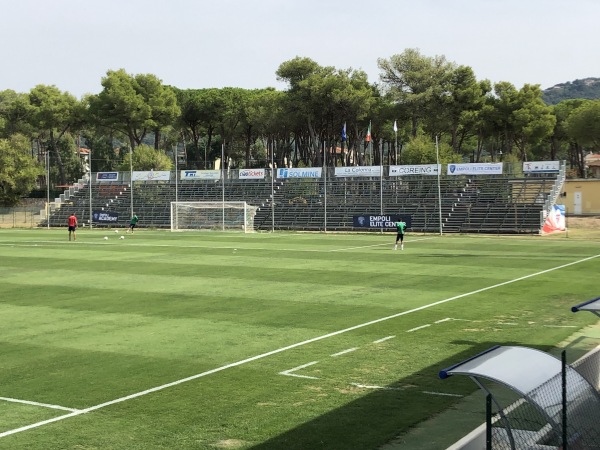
350,384,462,397
329,236,436,252
0,397,80,412
278,361,320,380
434,318,452,324
1,252,599,439
330,348,358,357
373,336,395,343
406,324,432,333
421,391,463,398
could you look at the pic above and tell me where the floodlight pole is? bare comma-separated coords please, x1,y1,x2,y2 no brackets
89,149,93,229
323,140,327,232
129,147,134,218
380,140,383,234
221,142,225,231
46,149,50,229
271,142,275,233
436,135,443,236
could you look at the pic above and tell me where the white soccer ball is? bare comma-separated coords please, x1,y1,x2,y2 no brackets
119,236,125,240
104,236,108,240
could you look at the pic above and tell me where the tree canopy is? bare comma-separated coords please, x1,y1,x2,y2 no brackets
1,49,599,204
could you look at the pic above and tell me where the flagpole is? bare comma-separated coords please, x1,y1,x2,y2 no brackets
394,120,398,164
436,135,443,236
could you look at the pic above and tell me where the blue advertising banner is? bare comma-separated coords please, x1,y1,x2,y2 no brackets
353,214,412,229
92,210,119,223
96,172,119,181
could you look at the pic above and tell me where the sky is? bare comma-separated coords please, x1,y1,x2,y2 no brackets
2,0,599,98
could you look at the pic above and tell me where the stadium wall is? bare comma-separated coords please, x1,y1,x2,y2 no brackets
562,179,600,215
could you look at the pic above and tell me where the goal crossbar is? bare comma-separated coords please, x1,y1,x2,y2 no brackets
170,201,258,232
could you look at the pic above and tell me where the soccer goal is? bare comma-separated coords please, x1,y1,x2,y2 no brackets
170,201,258,233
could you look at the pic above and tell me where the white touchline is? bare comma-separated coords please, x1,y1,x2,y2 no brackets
330,236,436,252
1,252,599,439
279,361,320,380
421,391,463,398
407,324,432,333
0,397,80,412
330,348,358,357
373,336,396,343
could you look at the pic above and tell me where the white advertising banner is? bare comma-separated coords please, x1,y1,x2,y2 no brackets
523,161,560,173
238,168,266,179
180,170,221,180
447,163,503,175
389,164,440,176
132,170,171,181
277,167,322,179
335,166,382,177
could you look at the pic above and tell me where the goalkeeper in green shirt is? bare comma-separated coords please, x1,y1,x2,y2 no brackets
394,219,406,250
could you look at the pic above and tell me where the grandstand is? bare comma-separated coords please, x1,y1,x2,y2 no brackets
42,163,563,234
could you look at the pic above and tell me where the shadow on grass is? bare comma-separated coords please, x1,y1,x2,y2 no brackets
248,341,531,450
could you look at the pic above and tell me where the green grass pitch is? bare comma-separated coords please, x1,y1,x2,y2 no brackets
0,229,598,449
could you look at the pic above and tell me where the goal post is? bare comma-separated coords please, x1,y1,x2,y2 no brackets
170,201,258,233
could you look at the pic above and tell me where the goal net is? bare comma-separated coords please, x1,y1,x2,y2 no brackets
170,201,258,232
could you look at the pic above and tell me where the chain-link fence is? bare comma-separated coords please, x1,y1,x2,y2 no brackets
487,349,600,449
0,207,45,228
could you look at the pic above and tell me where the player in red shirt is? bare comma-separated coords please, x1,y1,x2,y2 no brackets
68,213,78,241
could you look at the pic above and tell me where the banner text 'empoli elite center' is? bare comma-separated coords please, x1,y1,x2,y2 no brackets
447,163,503,175
353,214,412,229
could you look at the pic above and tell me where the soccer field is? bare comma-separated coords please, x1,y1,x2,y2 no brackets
0,229,598,449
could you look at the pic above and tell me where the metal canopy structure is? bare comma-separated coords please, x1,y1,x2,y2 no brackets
571,295,600,317
440,345,600,448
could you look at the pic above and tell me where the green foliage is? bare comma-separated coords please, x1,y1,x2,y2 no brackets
117,144,173,171
564,100,600,150
0,134,44,206
400,135,459,165
542,78,600,105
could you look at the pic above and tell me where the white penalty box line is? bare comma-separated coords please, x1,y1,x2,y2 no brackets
1,253,599,439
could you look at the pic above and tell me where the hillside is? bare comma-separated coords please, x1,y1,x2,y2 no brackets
542,77,600,104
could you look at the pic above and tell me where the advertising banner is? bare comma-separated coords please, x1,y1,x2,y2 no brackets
277,168,322,179
541,204,566,234
335,166,382,177
180,170,221,180
447,163,503,175
92,210,119,223
523,161,560,173
239,169,265,179
353,214,412,229
96,172,119,181
389,164,440,176
132,170,171,181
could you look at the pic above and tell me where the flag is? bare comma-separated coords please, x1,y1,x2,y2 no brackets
393,120,398,133
342,122,347,141
366,121,371,142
